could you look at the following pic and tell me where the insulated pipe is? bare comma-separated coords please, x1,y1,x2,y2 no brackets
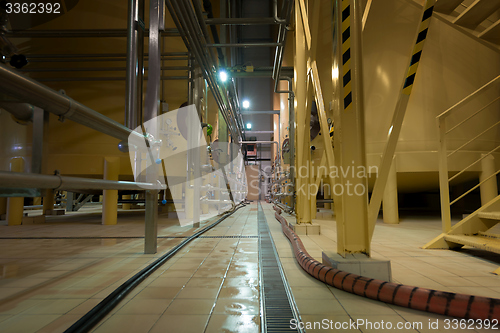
0,64,144,142
0,101,34,122
0,171,154,191
273,206,500,321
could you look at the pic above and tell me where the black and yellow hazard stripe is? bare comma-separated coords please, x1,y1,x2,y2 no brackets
341,0,352,111
402,0,435,95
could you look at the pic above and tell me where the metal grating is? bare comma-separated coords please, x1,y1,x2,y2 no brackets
258,203,303,333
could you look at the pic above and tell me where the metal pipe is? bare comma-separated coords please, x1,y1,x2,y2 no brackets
0,101,34,122
21,66,190,72
35,76,188,82
0,171,154,191
205,17,278,25
241,110,280,115
25,52,189,58
167,0,240,140
0,63,144,142
5,29,180,38
272,0,294,89
207,43,280,47
126,0,141,129
26,56,189,63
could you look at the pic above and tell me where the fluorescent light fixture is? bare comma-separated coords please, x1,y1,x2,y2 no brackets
242,100,250,109
219,70,228,82
246,123,252,129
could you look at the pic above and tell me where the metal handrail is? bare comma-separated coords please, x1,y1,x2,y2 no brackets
446,97,500,134
447,120,500,157
448,145,500,182
437,75,500,232
437,75,500,119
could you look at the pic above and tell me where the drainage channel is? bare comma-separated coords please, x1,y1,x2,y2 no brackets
258,202,304,333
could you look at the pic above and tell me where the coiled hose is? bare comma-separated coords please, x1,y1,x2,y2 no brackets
273,205,500,320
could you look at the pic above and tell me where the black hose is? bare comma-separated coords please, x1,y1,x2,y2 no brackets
64,202,247,333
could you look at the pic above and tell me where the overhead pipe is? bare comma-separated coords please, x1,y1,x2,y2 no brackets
174,0,243,140
272,0,294,92
0,64,145,142
166,0,241,140
5,29,180,38
0,171,155,191
21,66,190,72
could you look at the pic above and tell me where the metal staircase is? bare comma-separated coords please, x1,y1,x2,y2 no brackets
423,74,500,272
433,0,500,48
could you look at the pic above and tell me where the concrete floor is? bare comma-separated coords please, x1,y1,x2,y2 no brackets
0,202,498,332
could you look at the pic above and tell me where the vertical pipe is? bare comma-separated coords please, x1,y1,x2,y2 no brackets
7,157,25,226
479,154,498,205
126,0,139,129
43,189,55,215
383,157,399,224
102,157,120,225
144,0,161,254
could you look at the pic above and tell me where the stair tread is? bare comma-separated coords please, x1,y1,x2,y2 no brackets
453,0,500,29
434,0,464,15
479,19,500,43
444,234,500,254
480,223,500,238
478,211,500,220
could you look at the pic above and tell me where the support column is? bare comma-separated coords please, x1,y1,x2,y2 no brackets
294,0,311,223
102,157,120,225
383,157,399,224
122,194,132,210
479,154,498,205
43,189,54,215
0,197,7,215
333,0,370,256
7,158,25,226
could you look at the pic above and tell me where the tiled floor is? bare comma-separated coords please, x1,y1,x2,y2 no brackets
0,202,499,332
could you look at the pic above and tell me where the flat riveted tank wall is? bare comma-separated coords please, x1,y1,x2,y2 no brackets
363,0,500,192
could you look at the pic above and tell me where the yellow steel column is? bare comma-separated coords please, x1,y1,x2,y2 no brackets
332,0,370,256
295,0,311,223
383,157,399,224
479,154,498,205
122,195,132,210
102,157,120,225
0,198,6,216
7,158,25,226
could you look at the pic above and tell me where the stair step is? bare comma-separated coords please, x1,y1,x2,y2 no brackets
478,211,500,220
444,234,500,254
479,19,500,44
453,0,500,29
479,223,500,239
434,0,464,15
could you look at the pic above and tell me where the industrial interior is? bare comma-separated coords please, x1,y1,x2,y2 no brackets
0,0,500,332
